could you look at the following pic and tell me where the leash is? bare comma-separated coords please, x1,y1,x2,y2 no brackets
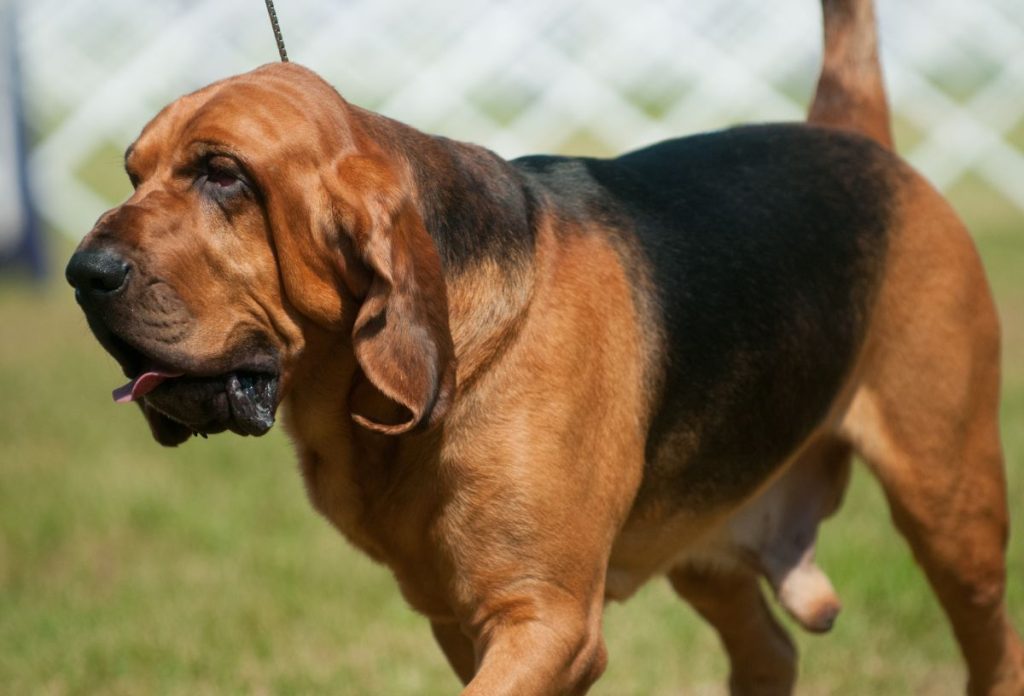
264,0,289,62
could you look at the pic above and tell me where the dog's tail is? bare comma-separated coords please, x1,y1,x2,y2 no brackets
808,0,893,149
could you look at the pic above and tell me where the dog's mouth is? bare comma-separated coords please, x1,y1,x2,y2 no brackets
113,367,279,437
92,320,280,441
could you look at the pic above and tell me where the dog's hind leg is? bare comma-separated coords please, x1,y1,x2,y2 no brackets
669,564,796,696
811,1,1023,689
841,184,1024,695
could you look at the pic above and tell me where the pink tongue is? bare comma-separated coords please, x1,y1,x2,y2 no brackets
112,370,183,404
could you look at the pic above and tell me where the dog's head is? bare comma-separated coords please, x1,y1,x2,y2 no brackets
66,63,454,446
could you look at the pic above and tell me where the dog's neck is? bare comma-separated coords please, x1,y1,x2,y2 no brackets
283,116,544,522
281,324,446,570
357,108,542,390
351,105,539,275
416,136,541,390
411,137,539,275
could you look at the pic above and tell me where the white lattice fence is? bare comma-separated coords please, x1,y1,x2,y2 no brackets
15,0,1024,238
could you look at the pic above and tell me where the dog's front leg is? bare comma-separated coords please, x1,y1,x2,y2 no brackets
433,417,636,694
431,619,476,685
461,580,608,696
435,231,649,693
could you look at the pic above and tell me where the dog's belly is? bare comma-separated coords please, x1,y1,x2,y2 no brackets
604,500,752,602
605,427,850,603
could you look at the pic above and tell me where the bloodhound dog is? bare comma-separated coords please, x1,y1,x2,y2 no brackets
66,0,1023,693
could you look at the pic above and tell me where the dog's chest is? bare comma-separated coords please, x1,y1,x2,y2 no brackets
285,404,455,612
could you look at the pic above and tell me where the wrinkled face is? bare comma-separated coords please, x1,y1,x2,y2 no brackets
67,63,454,446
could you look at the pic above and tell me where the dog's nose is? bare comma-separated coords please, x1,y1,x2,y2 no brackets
65,249,131,295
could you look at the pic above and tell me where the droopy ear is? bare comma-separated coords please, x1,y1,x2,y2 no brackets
330,156,456,435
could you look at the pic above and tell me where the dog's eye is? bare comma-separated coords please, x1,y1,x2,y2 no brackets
207,167,238,188
202,156,245,191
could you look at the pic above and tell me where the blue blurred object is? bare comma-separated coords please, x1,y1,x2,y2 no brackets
0,0,44,279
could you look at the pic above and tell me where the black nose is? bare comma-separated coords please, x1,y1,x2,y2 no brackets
66,249,131,295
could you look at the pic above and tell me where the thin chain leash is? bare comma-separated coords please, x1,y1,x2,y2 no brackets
264,0,289,62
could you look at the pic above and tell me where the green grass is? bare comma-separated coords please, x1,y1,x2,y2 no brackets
1,182,1022,694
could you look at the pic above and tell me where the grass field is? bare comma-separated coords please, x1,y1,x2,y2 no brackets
1,178,1021,695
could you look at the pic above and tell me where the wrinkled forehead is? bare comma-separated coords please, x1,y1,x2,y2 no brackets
128,64,353,168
